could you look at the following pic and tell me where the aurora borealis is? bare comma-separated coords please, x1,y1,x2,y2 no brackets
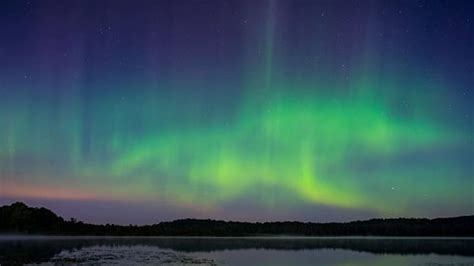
0,0,473,224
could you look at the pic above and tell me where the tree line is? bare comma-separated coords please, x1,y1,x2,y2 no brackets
1,202,473,236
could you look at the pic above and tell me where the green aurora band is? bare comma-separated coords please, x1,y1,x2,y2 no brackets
0,0,472,222
2,76,471,217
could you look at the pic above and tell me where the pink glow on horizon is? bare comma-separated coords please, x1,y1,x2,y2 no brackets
1,181,105,201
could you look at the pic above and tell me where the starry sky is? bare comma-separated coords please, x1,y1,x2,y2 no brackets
0,0,473,225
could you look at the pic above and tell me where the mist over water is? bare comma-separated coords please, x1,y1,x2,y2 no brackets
1,237,473,265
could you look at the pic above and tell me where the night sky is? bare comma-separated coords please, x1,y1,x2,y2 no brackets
0,0,473,225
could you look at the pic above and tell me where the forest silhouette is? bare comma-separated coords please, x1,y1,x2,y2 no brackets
1,202,473,236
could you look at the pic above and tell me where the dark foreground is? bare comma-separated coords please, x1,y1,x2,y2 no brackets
1,236,473,265
1,202,473,236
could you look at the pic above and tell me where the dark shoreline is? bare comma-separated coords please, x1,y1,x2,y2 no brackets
2,235,474,239
2,202,473,237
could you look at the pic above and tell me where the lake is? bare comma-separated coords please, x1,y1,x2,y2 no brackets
1,236,473,265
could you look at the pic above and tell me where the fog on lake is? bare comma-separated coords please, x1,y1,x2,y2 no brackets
1,236,473,265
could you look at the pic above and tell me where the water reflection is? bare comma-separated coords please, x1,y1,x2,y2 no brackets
0,237,473,265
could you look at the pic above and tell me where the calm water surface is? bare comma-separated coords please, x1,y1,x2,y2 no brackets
1,236,473,265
